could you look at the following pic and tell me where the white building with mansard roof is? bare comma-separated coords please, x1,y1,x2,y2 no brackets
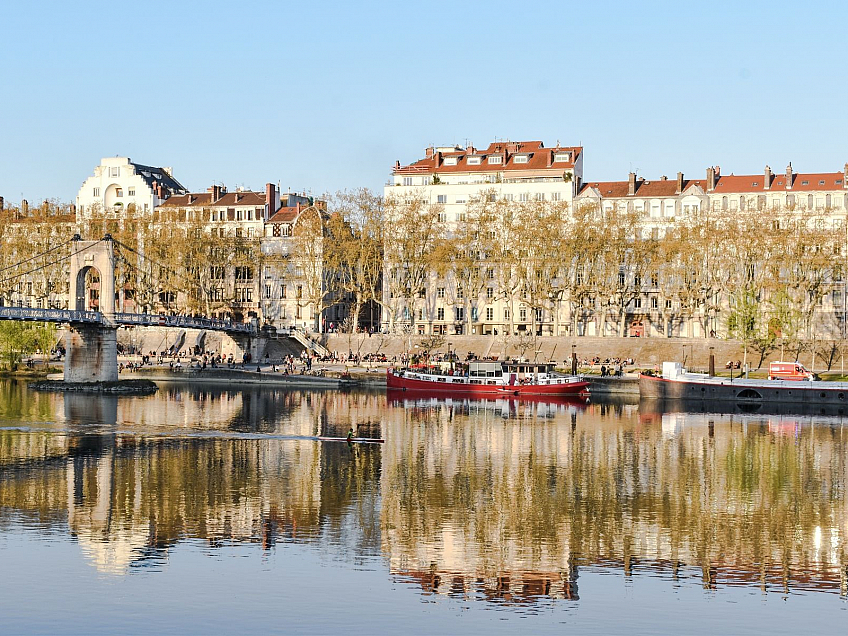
76,157,188,217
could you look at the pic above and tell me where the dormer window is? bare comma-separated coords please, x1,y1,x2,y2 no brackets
513,154,530,164
488,156,502,165
801,180,809,186
467,156,482,165
444,157,459,166
554,152,570,162
819,180,826,185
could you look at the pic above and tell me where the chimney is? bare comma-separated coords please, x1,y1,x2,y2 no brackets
394,160,401,171
785,163,793,189
425,146,434,158
764,165,772,190
21,199,28,216
433,151,442,168
706,167,716,191
187,194,195,205
265,182,278,220
628,172,636,196
70,203,76,216
211,185,222,202
466,144,475,154
844,162,848,189
546,151,554,168
0,196,4,211
296,202,302,214
676,172,684,193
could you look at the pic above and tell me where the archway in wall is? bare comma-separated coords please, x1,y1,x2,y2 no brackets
75,265,102,311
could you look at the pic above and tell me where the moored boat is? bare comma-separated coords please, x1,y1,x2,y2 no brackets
641,362,848,407
387,359,589,397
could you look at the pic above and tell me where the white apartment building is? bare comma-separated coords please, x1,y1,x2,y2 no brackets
76,157,188,217
384,140,583,336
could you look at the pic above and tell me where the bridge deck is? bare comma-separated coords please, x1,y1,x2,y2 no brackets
0,306,255,334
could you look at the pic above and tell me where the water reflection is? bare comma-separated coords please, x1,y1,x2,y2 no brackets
0,380,847,605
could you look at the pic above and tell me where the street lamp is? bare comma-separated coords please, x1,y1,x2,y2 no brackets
571,343,577,376
709,345,715,377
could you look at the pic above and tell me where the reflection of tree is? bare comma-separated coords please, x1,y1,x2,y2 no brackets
3,386,848,601
380,403,848,598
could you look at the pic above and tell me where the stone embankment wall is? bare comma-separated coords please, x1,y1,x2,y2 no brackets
317,334,841,371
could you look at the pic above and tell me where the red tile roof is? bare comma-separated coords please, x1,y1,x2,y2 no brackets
268,207,300,223
579,179,706,198
394,140,581,175
160,191,266,207
712,172,845,194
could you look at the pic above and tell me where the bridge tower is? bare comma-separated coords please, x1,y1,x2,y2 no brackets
65,236,119,382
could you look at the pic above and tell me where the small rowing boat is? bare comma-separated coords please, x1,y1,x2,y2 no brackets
317,436,385,444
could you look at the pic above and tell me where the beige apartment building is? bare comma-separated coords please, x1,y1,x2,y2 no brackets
576,164,848,338
384,140,583,336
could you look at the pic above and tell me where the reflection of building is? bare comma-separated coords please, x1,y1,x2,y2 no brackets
379,400,848,602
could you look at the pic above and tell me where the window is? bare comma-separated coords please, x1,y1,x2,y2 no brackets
128,188,135,197
265,285,271,299
486,268,494,279
504,308,510,319
519,307,527,321
280,285,287,298
93,187,100,197
296,285,303,299
535,193,545,201
665,299,672,309
455,307,464,321
514,155,529,164
115,188,123,197
488,156,502,164
486,307,493,321
518,193,529,202
437,287,445,298
110,167,120,177
235,266,253,280
437,195,447,204
457,288,464,299
554,153,570,162
551,192,561,201
534,308,543,322
633,297,642,309
402,177,413,186
437,307,444,320
467,156,481,165
503,193,513,202
650,295,658,309
486,287,494,299
444,157,458,166
438,213,446,223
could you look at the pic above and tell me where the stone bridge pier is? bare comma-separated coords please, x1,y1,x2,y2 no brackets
65,236,118,383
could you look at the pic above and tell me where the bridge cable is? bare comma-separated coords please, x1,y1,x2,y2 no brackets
0,237,75,274
0,239,104,287
112,238,209,297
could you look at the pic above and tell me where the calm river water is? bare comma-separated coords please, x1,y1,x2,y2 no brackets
1,380,847,634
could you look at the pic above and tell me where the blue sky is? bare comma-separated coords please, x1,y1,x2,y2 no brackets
1,0,846,204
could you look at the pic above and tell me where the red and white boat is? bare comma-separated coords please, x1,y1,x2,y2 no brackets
387,359,589,398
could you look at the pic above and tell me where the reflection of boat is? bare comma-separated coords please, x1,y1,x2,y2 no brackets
640,362,848,409
387,360,589,397
387,389,588,419
639,396,848,420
